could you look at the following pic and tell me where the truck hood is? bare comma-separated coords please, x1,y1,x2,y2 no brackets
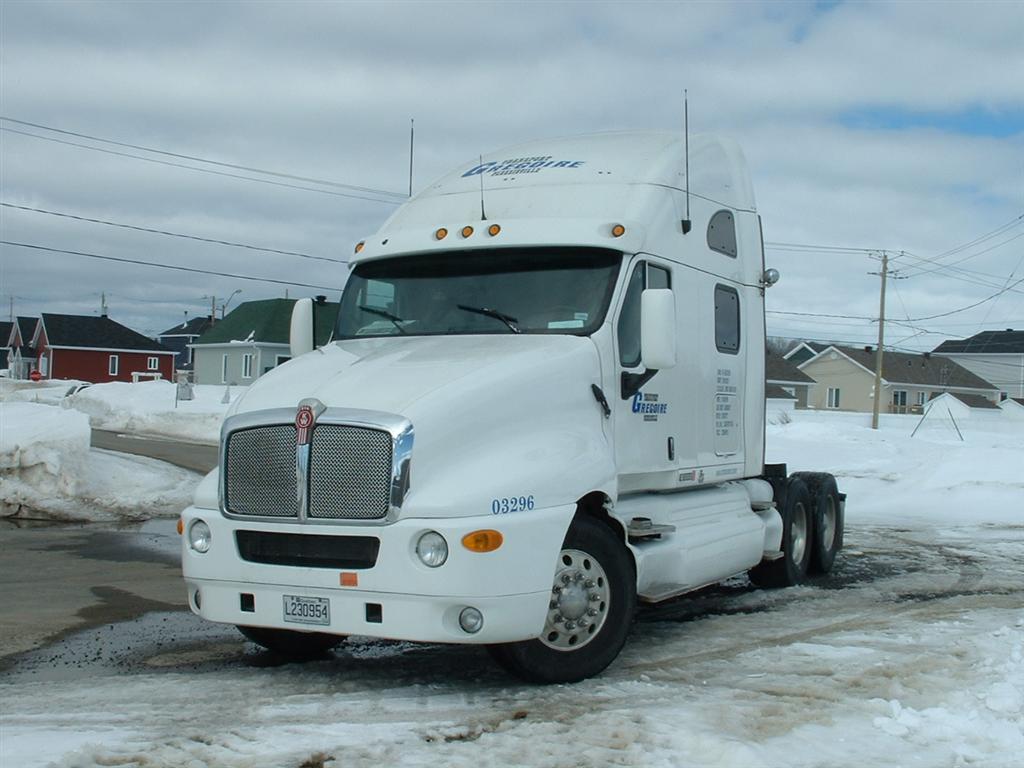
227,334,616,517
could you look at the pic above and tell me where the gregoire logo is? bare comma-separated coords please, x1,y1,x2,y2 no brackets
462,155,585,178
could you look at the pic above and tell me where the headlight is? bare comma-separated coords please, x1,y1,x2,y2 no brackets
415,531,448,567
188,519,212,553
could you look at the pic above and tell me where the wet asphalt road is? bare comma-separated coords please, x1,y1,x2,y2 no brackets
90,429,218,473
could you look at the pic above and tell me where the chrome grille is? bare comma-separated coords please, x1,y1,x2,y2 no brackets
308,426,392,519
225,426,298,518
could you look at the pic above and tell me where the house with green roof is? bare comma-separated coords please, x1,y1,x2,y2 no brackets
191,297,338,385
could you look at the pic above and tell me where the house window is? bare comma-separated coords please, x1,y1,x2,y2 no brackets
40,355,49,377
276,355,291,367
242,353,254,379
147,356,159,371
916,391,926,406
827,387,841,409
109,355,119,376
714,284,740,354
893,390,908,407
221,354,228,384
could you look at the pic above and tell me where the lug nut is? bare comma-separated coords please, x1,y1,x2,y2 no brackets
565,621,576,630
589,593,601,601
588,608,599,616
552,586,561,594
561,574,571,585
549,601,558,610
585,580,595,588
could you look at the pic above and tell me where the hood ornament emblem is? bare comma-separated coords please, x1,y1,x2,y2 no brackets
294,398,327,520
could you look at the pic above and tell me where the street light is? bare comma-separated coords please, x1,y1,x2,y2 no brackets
221,289,242,318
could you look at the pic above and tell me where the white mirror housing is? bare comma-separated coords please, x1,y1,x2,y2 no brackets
641,288,676,370
290,298,314,358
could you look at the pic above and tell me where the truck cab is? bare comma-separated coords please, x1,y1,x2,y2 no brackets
181,132,843,682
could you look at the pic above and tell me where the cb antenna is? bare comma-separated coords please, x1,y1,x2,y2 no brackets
408,118,415,198
681,89,692,234
479,154,487,221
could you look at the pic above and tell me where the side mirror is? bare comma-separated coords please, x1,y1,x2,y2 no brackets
290,298,314,358
640,289,676,370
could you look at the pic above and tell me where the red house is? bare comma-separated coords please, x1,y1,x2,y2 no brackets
33,313,176,383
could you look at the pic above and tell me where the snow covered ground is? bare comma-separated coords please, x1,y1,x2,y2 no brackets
0,402,199,521
0,409,1021,767
1,378,240,444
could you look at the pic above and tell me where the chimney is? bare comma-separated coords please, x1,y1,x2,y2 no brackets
315,295,327,305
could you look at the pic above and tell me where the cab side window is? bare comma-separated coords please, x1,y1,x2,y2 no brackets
714,284,740,354
618,262,671,367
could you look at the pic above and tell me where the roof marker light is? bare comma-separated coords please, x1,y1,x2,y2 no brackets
488,224,501,237
461,226,474,238
435,228,448,241
354,241,365,254
612,224,626,238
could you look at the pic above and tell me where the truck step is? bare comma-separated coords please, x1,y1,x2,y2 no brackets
627,517,676,542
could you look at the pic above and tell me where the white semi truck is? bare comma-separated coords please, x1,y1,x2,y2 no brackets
180,131,844,683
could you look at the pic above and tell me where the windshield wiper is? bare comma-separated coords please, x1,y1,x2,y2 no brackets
358,305,407,334
456,304,521,334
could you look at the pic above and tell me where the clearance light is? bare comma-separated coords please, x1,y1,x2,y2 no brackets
354,241,365,254
488,224,501,236
176,518,184,535
461,226,474,238
612,224,626,238
435,227,448,241
462,529,504,553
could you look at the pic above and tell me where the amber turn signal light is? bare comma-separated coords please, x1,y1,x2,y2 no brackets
354,241,365,254
176,518,184,535
435,227,448,240
461,226,474,238
488,224,501,236
461,529,504,553
611,224,626,237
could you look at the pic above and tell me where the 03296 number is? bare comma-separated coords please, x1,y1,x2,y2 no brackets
491,495,535,514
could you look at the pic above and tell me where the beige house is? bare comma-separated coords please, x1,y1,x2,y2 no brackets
798,345,1000,414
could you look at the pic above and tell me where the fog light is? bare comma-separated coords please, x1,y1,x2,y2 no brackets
459,607,484,634
416,531,448,567
188,519,211,553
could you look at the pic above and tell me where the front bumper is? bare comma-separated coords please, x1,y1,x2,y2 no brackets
181,503,576,644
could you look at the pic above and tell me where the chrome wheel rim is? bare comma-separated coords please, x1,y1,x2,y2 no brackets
821,496,837,551
539,548,610,651
790,502,808,565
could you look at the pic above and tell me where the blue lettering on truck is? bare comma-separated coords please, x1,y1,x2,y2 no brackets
463,156,585,178
632,392,668,421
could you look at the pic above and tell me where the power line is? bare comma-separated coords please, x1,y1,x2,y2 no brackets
903,276,1024,322
0,240,339,292
1,202,346,265
766,309,876,321
1,127,403,206
0,116,408,199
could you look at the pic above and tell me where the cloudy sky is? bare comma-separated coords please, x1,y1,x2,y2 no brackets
1,0,1022,352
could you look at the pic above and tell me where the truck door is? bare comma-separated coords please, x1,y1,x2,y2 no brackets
613,257,684,489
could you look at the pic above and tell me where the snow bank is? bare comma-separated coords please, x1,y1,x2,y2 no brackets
0,378,85,406
0,402,198,521
65,380,240,444
768,409,1024,527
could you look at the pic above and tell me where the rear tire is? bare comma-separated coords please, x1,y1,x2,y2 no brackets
237,626,343,658
792,471,843,574
487,514,635,684
749,476,813,588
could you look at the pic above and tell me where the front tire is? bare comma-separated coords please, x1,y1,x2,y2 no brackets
237,626,343,658
488,515,636,684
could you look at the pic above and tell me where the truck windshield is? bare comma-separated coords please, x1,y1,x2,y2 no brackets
335,247,621,339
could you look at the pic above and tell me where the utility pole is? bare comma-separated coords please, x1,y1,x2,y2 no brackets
211,295,217,324
870,251,890,430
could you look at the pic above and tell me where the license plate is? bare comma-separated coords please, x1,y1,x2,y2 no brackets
282,595,330,626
